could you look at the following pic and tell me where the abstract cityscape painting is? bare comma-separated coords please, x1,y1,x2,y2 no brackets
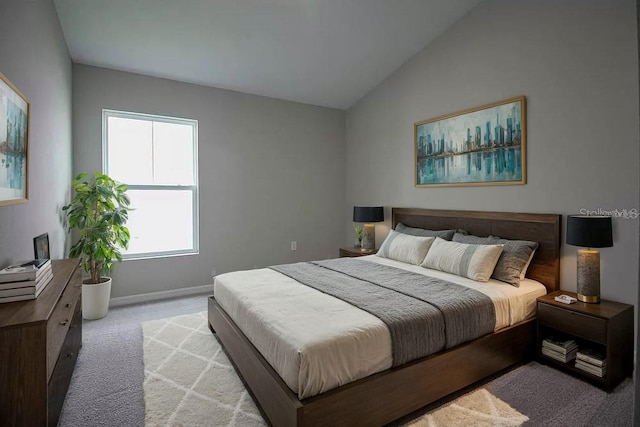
415,96,526,187
0,72,29,205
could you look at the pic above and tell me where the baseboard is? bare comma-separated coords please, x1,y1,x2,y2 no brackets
109,284,214,307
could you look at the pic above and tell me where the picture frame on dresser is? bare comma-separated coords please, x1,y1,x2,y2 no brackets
34,232,50,260
415,96,526,188
0,71,30,206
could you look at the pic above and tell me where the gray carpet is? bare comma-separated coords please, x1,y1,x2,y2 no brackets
59,295,208,427
491,363,633,426
391,362,633,427
59,295,634,426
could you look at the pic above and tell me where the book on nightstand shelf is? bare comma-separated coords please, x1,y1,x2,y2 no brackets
574,348,607,377
576,348,606,367
542,346,578,363
542,335,578,355
575,360,607,377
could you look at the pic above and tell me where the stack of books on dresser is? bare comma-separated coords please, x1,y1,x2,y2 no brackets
0,259,53,303
541,335,578,363
575,348,607,377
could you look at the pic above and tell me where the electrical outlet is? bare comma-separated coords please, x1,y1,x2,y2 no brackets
291,241,297,251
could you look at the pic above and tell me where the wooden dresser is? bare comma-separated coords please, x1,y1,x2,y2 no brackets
0,259,82,426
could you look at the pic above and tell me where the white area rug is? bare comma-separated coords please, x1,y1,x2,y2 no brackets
142,312,265,426
142,312,528,427
406,388,528,427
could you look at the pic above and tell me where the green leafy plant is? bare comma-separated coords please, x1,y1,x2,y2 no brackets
63,172,131,284
353,225,364,242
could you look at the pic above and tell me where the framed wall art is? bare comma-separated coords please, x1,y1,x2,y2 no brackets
0,71,30,205
415,96,526,187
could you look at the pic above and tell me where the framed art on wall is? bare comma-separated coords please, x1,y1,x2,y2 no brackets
0,72,30,205
415,96,526,187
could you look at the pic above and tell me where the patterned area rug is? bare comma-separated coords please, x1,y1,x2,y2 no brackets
142,312,265,426
142,312,528,427
405,388,528,426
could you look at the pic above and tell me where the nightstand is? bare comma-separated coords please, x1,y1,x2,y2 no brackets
339,247,377,257
536,290,634,390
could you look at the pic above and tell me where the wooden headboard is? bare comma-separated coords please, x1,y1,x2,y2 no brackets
391,208,561,292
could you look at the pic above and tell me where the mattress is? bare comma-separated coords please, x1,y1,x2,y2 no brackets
213,255,546,399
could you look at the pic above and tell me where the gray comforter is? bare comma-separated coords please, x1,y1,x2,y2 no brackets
271,258,496,366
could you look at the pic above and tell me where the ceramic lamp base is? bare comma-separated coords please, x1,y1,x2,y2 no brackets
576,249,600,304
362,223,375,250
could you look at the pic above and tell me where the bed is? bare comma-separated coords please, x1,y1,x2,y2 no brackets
208,208,561,426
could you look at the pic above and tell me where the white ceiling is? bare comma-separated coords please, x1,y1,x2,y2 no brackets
54,0,483,110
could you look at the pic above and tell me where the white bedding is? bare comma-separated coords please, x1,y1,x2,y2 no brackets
213,255,546,399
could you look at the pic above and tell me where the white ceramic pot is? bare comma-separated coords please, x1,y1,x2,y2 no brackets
82,277,112,320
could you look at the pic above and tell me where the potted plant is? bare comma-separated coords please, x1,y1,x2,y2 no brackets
354,225,364,248
63,172,131,320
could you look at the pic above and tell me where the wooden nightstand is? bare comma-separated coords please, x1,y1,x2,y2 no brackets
536,290,634,390
339,247,377,257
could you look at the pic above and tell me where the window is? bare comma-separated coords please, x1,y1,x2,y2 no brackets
102,109,199,259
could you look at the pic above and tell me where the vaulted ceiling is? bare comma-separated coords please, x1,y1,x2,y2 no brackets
54,0,483,109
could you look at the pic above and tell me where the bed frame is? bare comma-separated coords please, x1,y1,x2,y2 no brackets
208,208,561,426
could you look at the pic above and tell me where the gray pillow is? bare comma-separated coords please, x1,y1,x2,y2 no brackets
452,233,538,287
396,223,456,241
452,233,492,245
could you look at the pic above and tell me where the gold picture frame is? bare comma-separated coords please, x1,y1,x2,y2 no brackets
415,96,526,187
0,71,30,205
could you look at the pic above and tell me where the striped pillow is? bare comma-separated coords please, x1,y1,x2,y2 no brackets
421,237,504,282
452,233,538,287
376,230,435,265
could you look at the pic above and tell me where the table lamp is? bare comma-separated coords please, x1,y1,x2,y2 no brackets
353,206,384,251
566,215,613,303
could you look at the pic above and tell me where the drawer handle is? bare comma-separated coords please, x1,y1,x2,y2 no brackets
59,320,69,326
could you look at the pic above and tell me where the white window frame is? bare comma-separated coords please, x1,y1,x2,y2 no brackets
102,109,199,260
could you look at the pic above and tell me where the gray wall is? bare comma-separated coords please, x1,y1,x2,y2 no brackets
73,65,345,298
346,0,639,307
635,1,639,423
0,0,73,265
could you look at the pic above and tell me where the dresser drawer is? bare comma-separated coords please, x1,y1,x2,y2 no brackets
46,271,81,380
538,303,607,343
48,300,81,427
0,259,82,426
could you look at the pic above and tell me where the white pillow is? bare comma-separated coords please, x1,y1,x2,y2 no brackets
519,249,537,279
376,230,435,265
421,237,504,282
